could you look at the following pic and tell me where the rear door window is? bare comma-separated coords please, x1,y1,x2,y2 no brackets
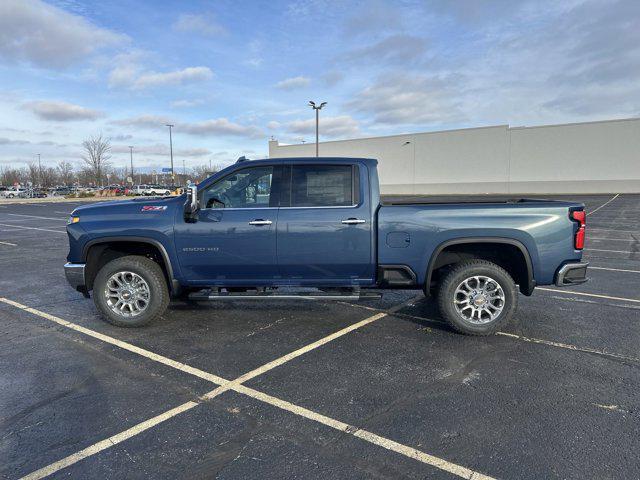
290,165,355,207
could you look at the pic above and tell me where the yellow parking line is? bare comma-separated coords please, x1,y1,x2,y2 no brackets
2,296,493,480
20,402,199,480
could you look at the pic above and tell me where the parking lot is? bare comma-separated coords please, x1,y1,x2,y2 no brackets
0,194,638,479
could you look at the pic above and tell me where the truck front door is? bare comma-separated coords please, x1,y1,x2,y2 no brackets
175,164,282,285
276,163,374,285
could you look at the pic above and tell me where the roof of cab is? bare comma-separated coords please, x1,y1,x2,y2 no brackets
234,157,378,167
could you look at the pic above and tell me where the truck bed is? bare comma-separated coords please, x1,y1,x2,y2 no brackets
380,194,562,205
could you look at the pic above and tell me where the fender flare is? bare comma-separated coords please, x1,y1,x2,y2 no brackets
425,237,535,295
82,236,176,289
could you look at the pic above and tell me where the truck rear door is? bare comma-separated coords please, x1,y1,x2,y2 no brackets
276,163,374,284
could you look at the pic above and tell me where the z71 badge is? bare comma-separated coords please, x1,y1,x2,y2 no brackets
141,205,167,212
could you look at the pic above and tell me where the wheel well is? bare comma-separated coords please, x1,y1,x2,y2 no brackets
427,241,533,295
84,241,170,291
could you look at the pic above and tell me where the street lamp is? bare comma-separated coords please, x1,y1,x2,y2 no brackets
36,153,41,187
166,124,175,186
128,146,134,183
308,101,326,157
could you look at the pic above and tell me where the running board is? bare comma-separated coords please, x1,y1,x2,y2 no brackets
188,288,382,301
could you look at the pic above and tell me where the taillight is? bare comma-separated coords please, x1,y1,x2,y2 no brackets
572,210,586,250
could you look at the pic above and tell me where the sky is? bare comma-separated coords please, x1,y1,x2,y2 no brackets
0,0,639,173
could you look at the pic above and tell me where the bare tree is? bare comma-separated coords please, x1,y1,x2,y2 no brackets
27,162,39,186
57,160,75,186
81,134,111,186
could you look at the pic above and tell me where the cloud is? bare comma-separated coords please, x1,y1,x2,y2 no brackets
284,115,360,138
24,100,104,121
347,74,465,125
112,115,263,139
112,143,211,157
179,119,263,138
275,76,311,90
111,114,173,129
173,13,226,36
109,63,214,90
0,0,126,69
170,99,205,109
0,137,31,145
322,71,344,87
344,0,403,35
343,35,428,65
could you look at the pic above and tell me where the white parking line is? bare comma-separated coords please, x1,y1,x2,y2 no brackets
7,213,67,221
0,240,17,246
588,237,636,242
588,228,639,234
0,223,66,234
537,287,640,304
590,266,640,274
3,296,493,480
587,193,619,215
586,248,638,254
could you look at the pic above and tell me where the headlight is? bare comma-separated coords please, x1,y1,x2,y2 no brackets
67,216,80,224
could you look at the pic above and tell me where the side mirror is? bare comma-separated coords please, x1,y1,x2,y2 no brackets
184,185,199,223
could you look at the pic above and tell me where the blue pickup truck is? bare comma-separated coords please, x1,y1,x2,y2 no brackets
65,157,588,335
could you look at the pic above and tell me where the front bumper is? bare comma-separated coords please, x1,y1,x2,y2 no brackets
555,262,589,286
64,262,88,295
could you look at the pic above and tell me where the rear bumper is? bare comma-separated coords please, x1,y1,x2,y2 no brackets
555,262,589,286
64,262,88,295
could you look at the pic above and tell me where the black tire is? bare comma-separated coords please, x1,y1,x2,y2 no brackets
93,255,169,327
437,260,517,336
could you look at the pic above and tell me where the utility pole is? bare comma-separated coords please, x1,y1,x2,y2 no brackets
308,101,326,157
36,153,41,187
128,146,134,184
209,158,212,172
166,124,175,186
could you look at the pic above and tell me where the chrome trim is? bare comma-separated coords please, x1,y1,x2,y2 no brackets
555,262,589,286
248,219,273,226
280,204,359,209
341,218,366,224
64,262,86,290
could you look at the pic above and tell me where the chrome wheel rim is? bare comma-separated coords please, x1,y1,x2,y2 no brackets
105,271,150,318
453,275,505,324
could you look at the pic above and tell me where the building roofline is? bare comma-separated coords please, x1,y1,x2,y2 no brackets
271,117,640,147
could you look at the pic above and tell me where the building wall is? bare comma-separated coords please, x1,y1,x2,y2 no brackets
268,118,640,194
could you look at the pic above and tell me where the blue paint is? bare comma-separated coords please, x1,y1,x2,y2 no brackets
66,157,585,292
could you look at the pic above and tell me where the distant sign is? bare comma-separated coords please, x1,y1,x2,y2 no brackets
126,176,133,183
161,168,172,173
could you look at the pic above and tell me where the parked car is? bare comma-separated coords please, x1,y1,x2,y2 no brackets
144,185,172,196
64,157,588,333
1,186,27,198
28,188,48,198
130,185,149,196
53,186,73,196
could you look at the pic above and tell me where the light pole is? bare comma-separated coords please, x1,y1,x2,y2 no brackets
308,101,326,157
165,124,175,186
128,146,134,184
36,153,41,187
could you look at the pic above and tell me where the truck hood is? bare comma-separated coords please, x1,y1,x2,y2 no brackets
71,195,185,218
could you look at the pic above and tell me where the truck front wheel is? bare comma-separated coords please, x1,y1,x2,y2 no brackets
437,260,517,335
93,255,169,327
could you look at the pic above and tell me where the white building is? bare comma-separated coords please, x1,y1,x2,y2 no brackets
269,117,640,195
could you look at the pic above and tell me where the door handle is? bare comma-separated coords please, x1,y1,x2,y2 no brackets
249,219,273,226
341,218,366,225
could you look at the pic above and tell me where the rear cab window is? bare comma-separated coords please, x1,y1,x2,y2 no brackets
288,165,359,207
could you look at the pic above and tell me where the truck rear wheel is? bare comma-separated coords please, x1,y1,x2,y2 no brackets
437,260,517,335
93,255,169,327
